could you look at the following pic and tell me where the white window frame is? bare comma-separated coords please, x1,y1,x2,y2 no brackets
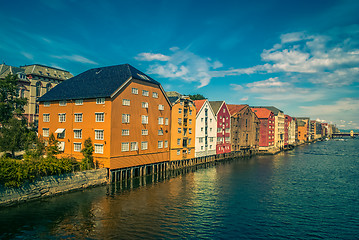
158,141,163,149
158,104,164,111
142,102,149,108
58,113,66,122
44,102,50,107
131,142,138,151
122,129,130,136
74,129,82,139
142,129,148,135
152,92,158,98
74,142,82,152
142,90,149,96
121,142,129,152
74,113,83,122
59,100,67,106
142,115,148,124
158,117,164,125
94,144,104,154
132,88,138,94
141,141,148,150
164,140,168,148
75,99,83,105
95,112,104,122
43,128,49,137
96,98,105,104
122,114,130,123
177,138,181,145
43,113,50,122
165,118,169,125
122,99,130,106
95,130,104,140
158,130,163,135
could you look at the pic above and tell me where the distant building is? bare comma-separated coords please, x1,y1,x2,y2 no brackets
251,107,275,151
296,117,310,142
285,115,296,145
38,64,171,170
167,92,196,161
209,101,231,154
0,63,73,126
227,104,260,152
194,99,217,157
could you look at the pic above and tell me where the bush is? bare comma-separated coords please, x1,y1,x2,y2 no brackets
0,156,80,188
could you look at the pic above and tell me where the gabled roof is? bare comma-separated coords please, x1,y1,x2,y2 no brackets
251,107,273,119
168,96,180,105
38,64,161,102
0,64,25,79
209,101,224,115
193,99,206,112
227,104,247,116
251,106,283,115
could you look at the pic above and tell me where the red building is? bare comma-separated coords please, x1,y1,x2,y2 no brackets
251,108,275,151
209,101,231,154
284,115,289,146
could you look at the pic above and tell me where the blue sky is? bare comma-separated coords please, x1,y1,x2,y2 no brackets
1,0,359,130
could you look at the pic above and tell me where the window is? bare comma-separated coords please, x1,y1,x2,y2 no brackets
158,141,163,149
158,117,164,125
179,108,182,114
210,119,212,123
177,150,180,155
95,130,104,140
35,104,39,114
210,145,212,149
46,83,51,93
210,128,212,132
142,129,148,135
178,128,182,133
58,142,65,151
189,119,192,124
44,102,50,107
223,109,226,113
152,92,158,98
158,104,164,110
36,82,41,97
188,138,192,145
95,144,104,154
121,142,129,152
43,128,49,137
189,128,192,134
57,130,65,139
74,113,83,122
75,99,83,105
142,115,148,124
225,137,230,142
142,102,149,108
122,129,129,136
188,149,191,154
177,138,181,145
141,141,148,150
122,99,130,106
74,129,82,139
189,110,192,115
59,100,66,106
201,127,203,132
43,114,50,122
164,140,168,148
199,138,203,143
58,113,66,122
95,113,104,122
178,118,182,124
74,143,82,152
142,90,149,96
165,118,169,125
158,130,163,135
132,88,138,94
201,118,204,122
96,98,105,104
122,114,130,123
201,146,203,150
225,128,230,133
131,142,138,151
210,137,214,142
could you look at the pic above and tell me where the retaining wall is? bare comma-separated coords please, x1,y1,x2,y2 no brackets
0,168,108,207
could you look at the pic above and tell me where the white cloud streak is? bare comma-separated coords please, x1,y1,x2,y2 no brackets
51,54,98,65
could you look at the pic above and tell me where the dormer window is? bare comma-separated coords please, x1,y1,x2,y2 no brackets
96,98,105,104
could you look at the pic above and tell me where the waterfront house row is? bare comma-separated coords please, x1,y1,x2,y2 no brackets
37,64,338,171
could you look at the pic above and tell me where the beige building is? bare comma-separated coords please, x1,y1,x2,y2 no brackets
0,63,73,126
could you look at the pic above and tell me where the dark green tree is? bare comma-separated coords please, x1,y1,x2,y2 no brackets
81,138,94,170
46,133,59,158
0,73,27,124
188,94,206,100
0,118,32,158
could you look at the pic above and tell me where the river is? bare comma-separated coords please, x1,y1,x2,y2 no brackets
1,138,359,239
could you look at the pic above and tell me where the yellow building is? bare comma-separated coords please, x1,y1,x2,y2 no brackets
167,92,196,161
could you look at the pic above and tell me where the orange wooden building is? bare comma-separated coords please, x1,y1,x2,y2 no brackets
38,64,171,170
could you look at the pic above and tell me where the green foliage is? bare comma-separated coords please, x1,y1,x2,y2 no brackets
0,156,80,188
0,73,27,124
81,138,94,170
0,118,34,158
188,94,206,100
46,133,59,158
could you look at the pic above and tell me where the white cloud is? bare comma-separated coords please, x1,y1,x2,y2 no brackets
240,97,249,101
21,52,33,60
135,52,171,61
51,54,98,65
137,48,222,88
246,77,289,88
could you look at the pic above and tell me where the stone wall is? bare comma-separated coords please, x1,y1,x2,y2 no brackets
0,168,108,207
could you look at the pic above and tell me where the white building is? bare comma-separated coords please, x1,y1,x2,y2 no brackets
194,99,217,157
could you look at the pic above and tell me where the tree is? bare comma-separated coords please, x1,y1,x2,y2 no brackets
81,138,94,170
46,133,59,158
188,94,206,100
0,73,27,124
0,118,32,158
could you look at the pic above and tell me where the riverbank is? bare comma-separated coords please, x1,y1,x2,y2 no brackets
0,168,108,207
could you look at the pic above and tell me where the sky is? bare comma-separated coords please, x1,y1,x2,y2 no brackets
1,0,359,130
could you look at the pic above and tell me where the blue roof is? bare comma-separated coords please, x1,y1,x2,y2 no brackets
38,64,161,102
